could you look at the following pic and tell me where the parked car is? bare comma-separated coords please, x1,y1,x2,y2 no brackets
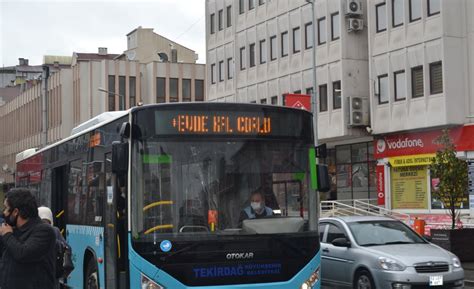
319,216,464,289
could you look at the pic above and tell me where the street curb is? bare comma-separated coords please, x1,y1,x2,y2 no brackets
466,280,474,287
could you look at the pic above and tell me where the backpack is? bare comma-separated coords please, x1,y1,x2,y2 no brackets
56,241,74,279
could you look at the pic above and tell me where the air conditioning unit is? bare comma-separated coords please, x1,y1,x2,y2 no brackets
348,96,369,126
346,0,363,16
348,18,364,31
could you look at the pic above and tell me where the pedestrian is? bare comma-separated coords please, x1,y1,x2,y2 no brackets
0,188,56,289
38,206,66,289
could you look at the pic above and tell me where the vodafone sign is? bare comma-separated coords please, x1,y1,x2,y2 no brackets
374,126,474,158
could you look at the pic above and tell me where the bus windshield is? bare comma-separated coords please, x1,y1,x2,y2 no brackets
131,139,311,238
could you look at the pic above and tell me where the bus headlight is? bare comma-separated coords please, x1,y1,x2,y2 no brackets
299,267,320,289
141,274,164,289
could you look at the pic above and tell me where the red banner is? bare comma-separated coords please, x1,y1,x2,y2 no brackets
376,165,385,205
284,94,311,111
374,125,474,159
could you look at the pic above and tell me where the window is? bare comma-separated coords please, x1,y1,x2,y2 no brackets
331,12,340,40
305,22,313,49
249,43,256,67
318,17,326,45
169,78,178,102
294,90,301,94
376,3,387,32
392,0,404,27
281,31,289,57
227,58,233,79
411,66,424,98
333,81,341,109
210,13,215,34
293,27,301,53
430,62,443,94
270,35,277,60
195,79,204,101
260,98,267,104
219,60,224,81
182,79,191,102
270,96,277,105
218,9,223,31
259,0,265,5
129,76,136,107
259,40,267,64
249,0,255,10
119,76,126,110
211,63,216,84
378,74,389,104
306,87,313,96
239,0,245,14
409,0,421,22
227,5,232,27
428,0,440,16
156,77,166,103
319,224,327,241
240,47,246,70
319,84,328,112
394,70,406,101
108,75,115,111
326,224,346,244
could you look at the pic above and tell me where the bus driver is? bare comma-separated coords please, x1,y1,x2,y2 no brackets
239,190,273,226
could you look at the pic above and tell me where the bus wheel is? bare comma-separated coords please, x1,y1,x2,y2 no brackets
85,259,99,289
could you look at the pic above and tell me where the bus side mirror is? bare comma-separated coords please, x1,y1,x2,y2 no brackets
317,164,330,192
112,141,128,174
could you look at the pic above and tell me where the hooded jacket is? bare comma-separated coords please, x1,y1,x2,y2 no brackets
0,217,56,289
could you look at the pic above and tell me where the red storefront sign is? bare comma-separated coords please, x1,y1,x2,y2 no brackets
376,165,385,205
374,125,474,159
284,94,311,111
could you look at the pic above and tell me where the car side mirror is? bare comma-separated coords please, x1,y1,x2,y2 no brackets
332,237,351,248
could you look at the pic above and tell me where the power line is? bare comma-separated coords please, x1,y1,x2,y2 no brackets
175,15,205,41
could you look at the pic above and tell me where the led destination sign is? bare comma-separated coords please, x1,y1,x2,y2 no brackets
170,114,271,135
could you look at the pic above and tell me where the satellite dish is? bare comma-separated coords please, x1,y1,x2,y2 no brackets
158,52,169,62
127,51,136,61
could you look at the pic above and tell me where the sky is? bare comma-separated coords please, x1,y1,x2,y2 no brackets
0,0,206,67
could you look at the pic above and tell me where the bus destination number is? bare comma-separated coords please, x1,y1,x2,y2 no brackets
171,114,271,135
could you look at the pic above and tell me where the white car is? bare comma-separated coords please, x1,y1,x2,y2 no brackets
319,216,464,289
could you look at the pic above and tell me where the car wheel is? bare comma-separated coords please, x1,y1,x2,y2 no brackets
84,259,99,289
354,270,375,289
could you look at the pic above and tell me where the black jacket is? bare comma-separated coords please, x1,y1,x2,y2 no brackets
0,217,56,289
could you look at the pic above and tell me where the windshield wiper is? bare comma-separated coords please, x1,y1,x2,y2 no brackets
360,243,383,247
383,241,414,245
156,243,199,262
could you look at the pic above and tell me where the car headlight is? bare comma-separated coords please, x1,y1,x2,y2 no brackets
141,274,164,289
452,257,461,268
299,267,320,289
378,257,406,271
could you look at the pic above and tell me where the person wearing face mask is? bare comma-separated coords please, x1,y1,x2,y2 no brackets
0,188,56,289
238,189,273,226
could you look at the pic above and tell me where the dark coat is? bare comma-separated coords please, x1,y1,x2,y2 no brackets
0,217,56,289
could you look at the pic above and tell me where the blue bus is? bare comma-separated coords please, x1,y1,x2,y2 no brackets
16,103,322,289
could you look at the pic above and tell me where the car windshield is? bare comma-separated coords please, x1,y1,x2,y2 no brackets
347,220,426,246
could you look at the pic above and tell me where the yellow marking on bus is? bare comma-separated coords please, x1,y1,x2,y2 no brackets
144,224,174,235
60,229,64,235
107,224,114,228
143,201,173,212
117,234,121,259
56,210,64,218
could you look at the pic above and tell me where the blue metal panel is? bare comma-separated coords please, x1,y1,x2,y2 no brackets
128,234,321,289
66,225,105,289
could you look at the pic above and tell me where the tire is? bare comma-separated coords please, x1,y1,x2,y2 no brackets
84,259,99,289
353,270,375,289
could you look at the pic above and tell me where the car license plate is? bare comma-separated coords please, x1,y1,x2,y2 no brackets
429,275,443,286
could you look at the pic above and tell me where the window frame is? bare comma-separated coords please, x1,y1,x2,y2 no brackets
226,5,232,28
156,77,166,103
240,47,246,70
331,12,340,41
392,0,404,28
305,22,313,49
259,0,265,5
182,78,191,102
333,80,341,109
317,17,326,45
218,9,223,31
211,63,216,84
409,0,421,22
319,84,328,112
210,13,215,34
227,57,234,79
259,39,267,64
239,0,245,14
376,3,387,33
411,66,424,98
427,0,440,17
270,35,277,61
394,70,406,101
219,60,224,82
248,0,255,10
378,74,389,104
249,43,256,68
429,61,443,95
281,31,289,57
293,27,301,53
